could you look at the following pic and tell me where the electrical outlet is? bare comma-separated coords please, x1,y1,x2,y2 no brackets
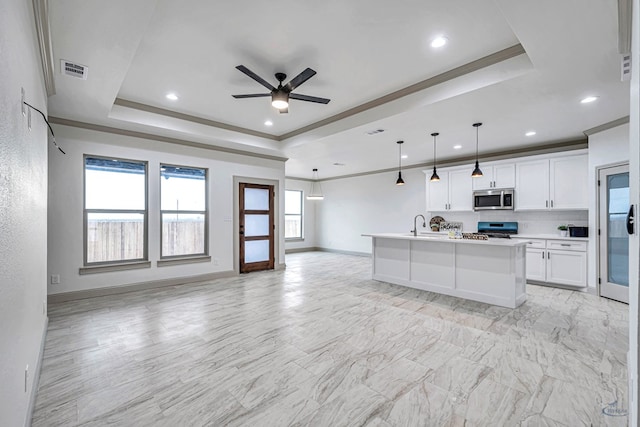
24,365,28,393
21,87,26,116
50,274,60,285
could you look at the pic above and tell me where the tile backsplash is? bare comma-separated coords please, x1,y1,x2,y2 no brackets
426,210,588,235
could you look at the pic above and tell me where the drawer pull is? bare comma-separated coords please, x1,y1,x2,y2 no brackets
560,243,570,247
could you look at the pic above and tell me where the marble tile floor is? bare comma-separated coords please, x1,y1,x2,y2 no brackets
33,252,629,426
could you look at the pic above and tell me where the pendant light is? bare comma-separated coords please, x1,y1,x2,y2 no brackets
396,140,405,185
430,132,440,182
471,122,484,178
307,168,324,200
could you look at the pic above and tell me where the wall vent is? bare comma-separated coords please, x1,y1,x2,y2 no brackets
61,60,88,80
621,54,631,82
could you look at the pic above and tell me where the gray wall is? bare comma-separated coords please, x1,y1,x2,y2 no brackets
0,0,50,425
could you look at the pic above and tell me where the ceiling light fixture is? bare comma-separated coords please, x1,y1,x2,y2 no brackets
271,91,289,109
453,145,462,150
471,122,484,178
430,132,440,182
396,140,405,186
431,36,448,48
525,131,536,137
307,168,324,200
166,93,178,101
264,120,273,126
581,96,599,104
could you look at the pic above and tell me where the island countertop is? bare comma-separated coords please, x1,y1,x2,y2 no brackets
362,232,530,247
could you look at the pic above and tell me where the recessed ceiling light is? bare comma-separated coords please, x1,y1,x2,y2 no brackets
166,93,178,101
264,120,273,126
581,96,598,104
525,131,536,137
453,145,462,150
401,155,408,159
431,36,448,48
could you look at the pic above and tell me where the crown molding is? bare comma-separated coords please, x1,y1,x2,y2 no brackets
32,0,56,96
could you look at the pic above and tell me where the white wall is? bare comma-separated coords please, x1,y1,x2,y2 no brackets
315,168,427,254
284,179,317,251
0,1,50,425
587,123,630,290
48,125,286,295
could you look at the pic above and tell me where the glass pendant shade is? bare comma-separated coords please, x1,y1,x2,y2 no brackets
430,132,440,182
396,140,405,186
471,122,483,178
307,168,324,200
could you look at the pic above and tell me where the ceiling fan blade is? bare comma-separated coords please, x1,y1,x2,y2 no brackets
232,93,271,99
289,93,330,104
278,107,288,114
284,68,316,92
236,65,276,91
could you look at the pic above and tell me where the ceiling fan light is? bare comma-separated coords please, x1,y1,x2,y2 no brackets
271,92,289,109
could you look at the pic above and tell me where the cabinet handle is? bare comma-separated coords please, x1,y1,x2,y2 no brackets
542,251,544,259
560,243,570,247
547,251,550,258
546,200,549,208
551,200,554,208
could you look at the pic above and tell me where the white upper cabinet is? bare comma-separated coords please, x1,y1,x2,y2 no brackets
426,167,473,212
549,155,588,209
515,153,587,210
515,159,550,210
472,163,515,190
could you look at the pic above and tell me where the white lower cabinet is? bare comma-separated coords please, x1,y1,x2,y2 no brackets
523,238,587,287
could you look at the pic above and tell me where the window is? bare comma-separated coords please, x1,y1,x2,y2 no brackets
161,165,207,258
285,190,303,239
84,156,147,265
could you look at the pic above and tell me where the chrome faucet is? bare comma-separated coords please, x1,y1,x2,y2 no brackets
412,214,427,236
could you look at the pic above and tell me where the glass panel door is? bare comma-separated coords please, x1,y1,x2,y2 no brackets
599,164,629,303
239,183,274,273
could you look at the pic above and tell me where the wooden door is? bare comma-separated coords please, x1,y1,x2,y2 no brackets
239,183,274,273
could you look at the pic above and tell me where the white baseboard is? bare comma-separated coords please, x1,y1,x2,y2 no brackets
25,316,48,427
48,270,237,303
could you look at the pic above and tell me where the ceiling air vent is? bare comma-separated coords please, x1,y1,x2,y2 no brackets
61,59,88,80
365,129,385,135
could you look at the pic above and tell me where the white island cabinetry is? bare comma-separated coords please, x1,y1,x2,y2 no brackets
364,233,527,308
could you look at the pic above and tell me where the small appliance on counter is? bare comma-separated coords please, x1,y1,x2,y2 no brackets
568,226,588,237
476,221,518,239
473,189,514,211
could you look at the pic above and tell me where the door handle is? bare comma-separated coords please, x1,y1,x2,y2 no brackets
627,205,635,235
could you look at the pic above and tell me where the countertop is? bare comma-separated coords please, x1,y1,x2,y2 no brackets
362,233,529,247
513,233,589,242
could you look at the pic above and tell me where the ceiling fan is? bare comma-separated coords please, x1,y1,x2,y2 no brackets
232,65,330,113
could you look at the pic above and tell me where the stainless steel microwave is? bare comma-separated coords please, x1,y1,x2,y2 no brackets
473,189,514,211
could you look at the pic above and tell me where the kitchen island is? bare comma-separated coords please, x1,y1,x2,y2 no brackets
363,233,528,308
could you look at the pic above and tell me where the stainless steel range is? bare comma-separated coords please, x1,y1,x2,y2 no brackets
476,221,518,239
